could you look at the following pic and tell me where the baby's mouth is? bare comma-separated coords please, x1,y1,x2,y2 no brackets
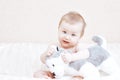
63,40,69,44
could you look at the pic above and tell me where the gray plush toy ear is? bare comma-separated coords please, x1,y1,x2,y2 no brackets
92,35,107,49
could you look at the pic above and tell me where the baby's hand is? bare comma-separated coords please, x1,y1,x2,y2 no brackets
46,44,56,56
61,52,72,63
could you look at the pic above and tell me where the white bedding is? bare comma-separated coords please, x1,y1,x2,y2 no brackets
0,43,120,80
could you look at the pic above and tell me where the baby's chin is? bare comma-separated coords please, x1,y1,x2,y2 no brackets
61,44,74,49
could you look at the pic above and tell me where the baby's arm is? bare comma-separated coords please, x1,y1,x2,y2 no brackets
40,43,57,64
62,49,89,63
70,49,89,61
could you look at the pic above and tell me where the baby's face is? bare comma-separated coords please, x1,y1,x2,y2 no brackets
58,21,83,49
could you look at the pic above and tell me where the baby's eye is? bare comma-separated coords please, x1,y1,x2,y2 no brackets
62,31,67,34
71,34,76,36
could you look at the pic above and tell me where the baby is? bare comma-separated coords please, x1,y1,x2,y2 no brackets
33,11,90,79
34,11,120,80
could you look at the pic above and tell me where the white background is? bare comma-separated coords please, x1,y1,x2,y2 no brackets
0,0,120,43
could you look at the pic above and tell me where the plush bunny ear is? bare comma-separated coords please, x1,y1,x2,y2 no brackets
50,49,64,58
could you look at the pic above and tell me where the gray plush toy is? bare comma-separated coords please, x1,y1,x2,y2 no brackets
69,35,110,71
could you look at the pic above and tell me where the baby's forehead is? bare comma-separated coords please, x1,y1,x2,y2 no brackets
60,22,83,33
61,21,83,27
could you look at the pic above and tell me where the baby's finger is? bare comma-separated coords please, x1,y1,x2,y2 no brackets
47,48,55,56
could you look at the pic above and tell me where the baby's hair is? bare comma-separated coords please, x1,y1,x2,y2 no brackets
59,11,86,37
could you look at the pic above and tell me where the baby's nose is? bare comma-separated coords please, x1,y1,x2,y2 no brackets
65,35,70,40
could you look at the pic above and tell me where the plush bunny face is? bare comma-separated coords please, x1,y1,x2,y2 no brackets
46,56,66,78
45,47,79,78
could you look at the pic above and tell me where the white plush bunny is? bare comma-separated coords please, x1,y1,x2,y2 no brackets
45,49,82,79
